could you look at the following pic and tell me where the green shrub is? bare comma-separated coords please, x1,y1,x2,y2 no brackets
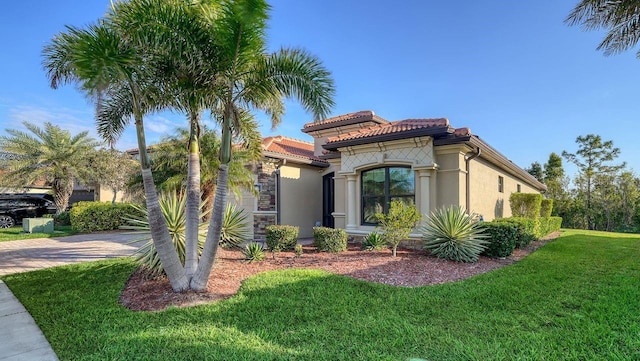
539,216,563,237
70,201,141,232
294,244,303,257
243,242,265,262
54,211,71,226
540,199,553,219
362,232,386,250
376,200,421,257
313,227,347,253
481,223,518,258
494,217,539,247
265,225,298,251
219,204,251,249
122,192,248,276
509,193,543,218
421,206,488,263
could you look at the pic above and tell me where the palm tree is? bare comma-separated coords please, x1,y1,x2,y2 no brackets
0,122,99,214
105,0,221,278
189,0,336,290
566,0,640,57
145,126,260,215
42,19,190,291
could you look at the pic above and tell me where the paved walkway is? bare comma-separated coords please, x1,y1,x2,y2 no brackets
0,231,145,361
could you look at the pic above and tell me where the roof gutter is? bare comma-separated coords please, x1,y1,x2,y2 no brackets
465,147,481,215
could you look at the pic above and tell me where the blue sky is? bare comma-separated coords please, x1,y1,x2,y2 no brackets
1,0,639,178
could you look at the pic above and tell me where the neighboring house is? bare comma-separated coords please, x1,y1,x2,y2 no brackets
230,110,546,240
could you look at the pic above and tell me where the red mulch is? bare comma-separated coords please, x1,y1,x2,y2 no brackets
119,232,561,311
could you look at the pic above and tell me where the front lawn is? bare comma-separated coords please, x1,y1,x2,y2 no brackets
0,225,75,242
2,229,639,360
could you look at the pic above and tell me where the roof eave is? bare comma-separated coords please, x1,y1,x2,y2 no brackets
322,126,454,151
262,151,330,168
437,136,546,191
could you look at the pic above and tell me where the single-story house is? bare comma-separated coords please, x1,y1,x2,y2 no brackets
231,110,546,240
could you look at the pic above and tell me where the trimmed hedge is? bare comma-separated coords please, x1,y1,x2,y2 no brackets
494,217,538,248
481,222,517,258
540,199,553,219
494,216,563,247
510,193,543,218
70,201,141,233
265,225,298,251
539,216,562,237
313,227,347,253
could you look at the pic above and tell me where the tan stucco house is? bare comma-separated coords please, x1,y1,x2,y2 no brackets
231,110,546,240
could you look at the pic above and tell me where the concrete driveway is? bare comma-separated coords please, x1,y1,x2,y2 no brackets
0,231,146,276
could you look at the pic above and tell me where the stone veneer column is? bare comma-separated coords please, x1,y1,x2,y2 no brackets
346,174,357,230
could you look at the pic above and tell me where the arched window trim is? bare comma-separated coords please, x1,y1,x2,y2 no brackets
361,166,415,225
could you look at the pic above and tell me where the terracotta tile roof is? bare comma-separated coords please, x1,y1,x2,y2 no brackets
262,136,327,165
326,118,450,143
302,110,388,132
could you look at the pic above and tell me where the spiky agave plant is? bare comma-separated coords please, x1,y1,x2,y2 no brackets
421,206,488,263
242,242,265,262
123,192,250,276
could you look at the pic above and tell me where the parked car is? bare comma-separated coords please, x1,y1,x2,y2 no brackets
0,194,57,228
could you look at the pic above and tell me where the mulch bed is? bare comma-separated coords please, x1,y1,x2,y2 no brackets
120,232,561,311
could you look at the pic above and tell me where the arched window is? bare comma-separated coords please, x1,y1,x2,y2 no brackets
361,166,414,225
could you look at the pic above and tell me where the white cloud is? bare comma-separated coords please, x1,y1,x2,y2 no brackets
5,104,96,138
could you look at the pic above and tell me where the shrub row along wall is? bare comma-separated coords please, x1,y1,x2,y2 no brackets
70,201,142,233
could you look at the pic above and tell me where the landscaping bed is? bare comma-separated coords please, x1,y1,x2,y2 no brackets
121,232,561,311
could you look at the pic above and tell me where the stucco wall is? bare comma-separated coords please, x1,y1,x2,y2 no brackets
434,146,466,209
279,164,322,238
469,157,541,221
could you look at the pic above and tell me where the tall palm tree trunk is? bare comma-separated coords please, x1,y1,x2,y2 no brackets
135,119,190,292
184,113,201,278
190,163,228,291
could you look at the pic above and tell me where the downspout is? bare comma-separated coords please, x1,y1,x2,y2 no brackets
465,147,481,214
275,159,287,225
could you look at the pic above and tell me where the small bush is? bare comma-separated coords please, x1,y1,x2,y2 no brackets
313,227,347,253
265,225,298,252
540,199,553,219
294,244,303,257
243,242,265,262
376,200,421,257
421,206,488,263
70,201,141,232
509,193,543,218
362,232,386,250
54,211,71,226
494,217,539,247
481,223,518,258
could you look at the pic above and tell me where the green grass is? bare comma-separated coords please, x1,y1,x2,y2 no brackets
0,225,76,242
2,229,639,360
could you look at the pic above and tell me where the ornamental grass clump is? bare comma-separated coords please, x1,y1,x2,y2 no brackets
123,191,250,276
361,232,386,250
243,242,265,262
421,206,488,263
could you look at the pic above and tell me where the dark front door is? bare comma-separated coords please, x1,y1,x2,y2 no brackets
322,172,335,228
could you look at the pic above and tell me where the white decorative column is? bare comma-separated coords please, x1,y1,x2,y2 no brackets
419,170,431,220
346,174,357,230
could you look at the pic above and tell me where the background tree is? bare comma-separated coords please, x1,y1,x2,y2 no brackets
562,134,625,229
525,161,544,182
566,0,640,57
131,126,260,219
86,149,139,204
0,122,100,213
542,153,569,215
